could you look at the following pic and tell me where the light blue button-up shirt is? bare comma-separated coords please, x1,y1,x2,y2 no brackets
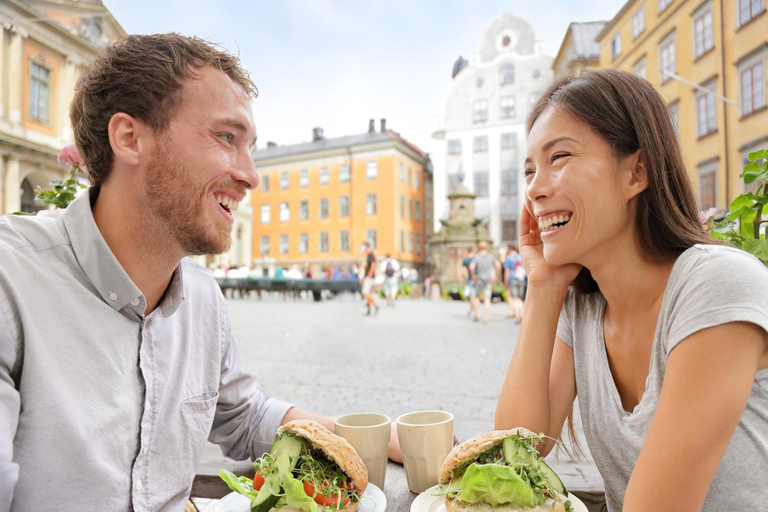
0,189,292,511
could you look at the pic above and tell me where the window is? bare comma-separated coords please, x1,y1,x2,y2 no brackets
319,167,329,185
416,200,421,222
611,33,622,60
340,230,350,252
299,169,309,187
299,233,309,254
696,81,717,138
408,232,414,253
261,175,270,192
632,8,645,39
502,218,517,242
668,100,680,137
260,235,269,255
447,174,460,194
280,172,289,189
659,31,676,83
501,133,517,149
279,235,289,254
400,230,405,251
279,202,290,222
740,54,766,117
366,194,377,215
416,171,421,190
501,169,517,196
319,198,329,218
399,162,405,181
400,195,405,217
408,167,413,185
29,63,50,122
500,95,516,118
658,0,673,12
366,229,377,250
339,196,350,217
633,56,647,79
319,232,329,253
474,171,489,197
447,140,462,155
698,161,718,210
416,233,422,254
693,2,714,59
500,64,514,84
473,99,488,123
739,0,764,26
339,164,350,183
474,136,489,153
300,200,309,220
366,161,378,179
409,198,413,219
260,204,271,224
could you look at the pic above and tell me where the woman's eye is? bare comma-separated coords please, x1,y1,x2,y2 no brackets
552,153,569,162
524,170,535,179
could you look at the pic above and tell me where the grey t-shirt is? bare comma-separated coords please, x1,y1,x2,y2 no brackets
557,244,768,512
473,252,497,282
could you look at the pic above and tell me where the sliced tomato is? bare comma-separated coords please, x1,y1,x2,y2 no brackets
303,481,350,507
253,471,265,491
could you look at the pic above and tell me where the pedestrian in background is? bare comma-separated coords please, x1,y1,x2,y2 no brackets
461,246,477,317
503,244,525,323
381,253,400,306
360,242,379,315
470,240,500,323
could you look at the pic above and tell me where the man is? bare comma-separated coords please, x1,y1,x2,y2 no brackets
502,244,525,323
360,242,380,315
0,34,399,512
380,253,400,306
469,240,500,323
461,246,477,317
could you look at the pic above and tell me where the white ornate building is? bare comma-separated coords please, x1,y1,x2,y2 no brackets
431,13,553,246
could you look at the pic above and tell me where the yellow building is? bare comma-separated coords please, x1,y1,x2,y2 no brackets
595,0,767,211
0,0,124,214
251,120,433,276
552,22,608,80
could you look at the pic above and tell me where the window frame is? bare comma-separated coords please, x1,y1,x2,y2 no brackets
279,234,289,255
693,1,715,59
474,170,489,198
659,31,677,83
500,95,516,119
319,198,329,219
319,167,330,185
280,172,289,189
339,164,351,183
260,235,269,255
473,135,489,153
501,133,517,149
299,233,309,254
500,64,515,85
697,159,718,210
739,50,766,117
366,193,377,215
29,61,51,123
339,195,350,217
366,161,378,180
299,200,309,221
279,202,290,222
299,169,309,188
473,99,489,123
447,139,462,155
632,7,646,39
695,79,718,138
260,204,271,224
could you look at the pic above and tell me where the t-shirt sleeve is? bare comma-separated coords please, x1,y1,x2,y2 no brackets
664,246,768,356
556,287,577,348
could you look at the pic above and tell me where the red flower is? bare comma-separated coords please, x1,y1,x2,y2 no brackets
57,144,84,168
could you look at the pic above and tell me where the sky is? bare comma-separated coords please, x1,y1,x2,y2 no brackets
102,0,628,155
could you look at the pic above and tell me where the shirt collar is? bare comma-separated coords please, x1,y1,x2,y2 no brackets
62,188,185,319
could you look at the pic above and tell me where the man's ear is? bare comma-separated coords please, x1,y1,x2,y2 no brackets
108,113,147,167
624,149,648,200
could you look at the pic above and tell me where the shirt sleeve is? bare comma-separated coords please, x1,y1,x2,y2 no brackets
556,287,576,348
208,312,293,461
0,285,21,512
665,246,768,356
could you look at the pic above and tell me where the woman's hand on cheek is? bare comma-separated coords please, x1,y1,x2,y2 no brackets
519,204,582,290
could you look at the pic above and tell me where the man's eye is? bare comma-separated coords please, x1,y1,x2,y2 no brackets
220,134,234,143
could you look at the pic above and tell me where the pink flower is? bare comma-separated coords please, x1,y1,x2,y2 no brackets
57,144,84,168
699,207,717,225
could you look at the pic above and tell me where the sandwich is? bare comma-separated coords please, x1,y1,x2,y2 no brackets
435,427,572,512
220,420,368,512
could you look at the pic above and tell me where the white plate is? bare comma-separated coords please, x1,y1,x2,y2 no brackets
211,482,386,512
410,485,588,512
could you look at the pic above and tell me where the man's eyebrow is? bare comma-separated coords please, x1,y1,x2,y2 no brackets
525,136,580,165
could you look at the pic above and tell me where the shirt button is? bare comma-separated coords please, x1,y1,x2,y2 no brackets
109,292,118,301
131,298,140,306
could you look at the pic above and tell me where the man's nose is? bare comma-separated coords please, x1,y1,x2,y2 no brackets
234,148,259,190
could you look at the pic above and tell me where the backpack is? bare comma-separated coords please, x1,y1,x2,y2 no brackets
384,260,395,277
513,260,526,281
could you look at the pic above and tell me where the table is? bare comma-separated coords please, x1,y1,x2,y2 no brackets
192,443,606,511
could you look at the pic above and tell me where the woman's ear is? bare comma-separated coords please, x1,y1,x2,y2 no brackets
625,150,649,200
108,112,147,168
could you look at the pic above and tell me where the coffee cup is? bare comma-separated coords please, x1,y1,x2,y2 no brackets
396,410,454,493
334,413,391,489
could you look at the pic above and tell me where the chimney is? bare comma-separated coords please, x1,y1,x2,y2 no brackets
267,141,277,148
380,118,387,133
368,119,375,133
312,127,325,141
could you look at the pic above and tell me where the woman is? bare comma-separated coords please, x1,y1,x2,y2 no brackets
495,69,768,512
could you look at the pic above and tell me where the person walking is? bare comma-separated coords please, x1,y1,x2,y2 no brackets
381,253,400,306
470,240,500,323
503,244,525,323
360,242,379,315
461,247,477,317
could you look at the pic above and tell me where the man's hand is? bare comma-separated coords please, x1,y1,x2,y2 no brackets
388,422,402,463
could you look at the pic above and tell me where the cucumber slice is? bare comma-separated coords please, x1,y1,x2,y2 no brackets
539,460,567,496
251,493,280,512
252,475,281,506
253,434,305,506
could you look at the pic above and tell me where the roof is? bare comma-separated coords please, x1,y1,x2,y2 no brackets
570,22,608,60
596,0,638,42
253,129,427,162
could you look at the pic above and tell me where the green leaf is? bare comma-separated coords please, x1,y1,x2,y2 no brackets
742,239,768,264
748,149,767,163
729,193,757,212
741,163,768,185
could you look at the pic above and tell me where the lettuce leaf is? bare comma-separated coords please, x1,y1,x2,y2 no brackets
459,463,537,507
282,473,320,512
218,469,259,501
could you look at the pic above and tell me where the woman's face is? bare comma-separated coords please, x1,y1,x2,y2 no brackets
524,106,641,267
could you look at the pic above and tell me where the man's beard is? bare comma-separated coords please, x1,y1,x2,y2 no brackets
143,139,233,256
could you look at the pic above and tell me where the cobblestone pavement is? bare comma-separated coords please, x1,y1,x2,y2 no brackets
222,292,603,493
